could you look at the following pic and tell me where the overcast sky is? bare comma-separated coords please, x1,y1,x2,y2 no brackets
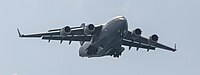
0,0,200,75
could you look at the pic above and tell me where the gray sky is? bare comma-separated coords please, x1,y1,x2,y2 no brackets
0,0,200,75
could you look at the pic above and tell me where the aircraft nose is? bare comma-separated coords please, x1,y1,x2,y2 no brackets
114,16,126,21
115,16,128,28
118,16,126,21
117,16,127,24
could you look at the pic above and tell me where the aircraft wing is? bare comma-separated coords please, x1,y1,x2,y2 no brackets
17,25,102,43
123,31,177,52
17,30,60,37
41,35,91,41
122,40,156,50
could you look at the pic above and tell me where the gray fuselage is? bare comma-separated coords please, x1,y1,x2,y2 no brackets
79,16,128,57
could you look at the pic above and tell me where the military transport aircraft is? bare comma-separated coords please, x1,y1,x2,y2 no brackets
17,16,176,58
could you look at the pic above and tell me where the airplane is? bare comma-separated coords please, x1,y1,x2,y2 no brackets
17,16,176,58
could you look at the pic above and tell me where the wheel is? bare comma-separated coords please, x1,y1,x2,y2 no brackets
116,55,119,58
119,52,122,56
113,55,116,58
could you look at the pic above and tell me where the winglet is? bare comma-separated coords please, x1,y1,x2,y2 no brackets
173,44,177,52
17,28,22,37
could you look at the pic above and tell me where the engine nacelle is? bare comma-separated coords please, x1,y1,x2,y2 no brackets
60,26,71,36
131,28,142,40
84,24,95,35
148,34,159,46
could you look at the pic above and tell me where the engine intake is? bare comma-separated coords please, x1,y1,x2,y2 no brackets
148,34,159,45
151,34,158,42
60,26,71,36
84,24,95,35
135,28,142,36
131,28,142,40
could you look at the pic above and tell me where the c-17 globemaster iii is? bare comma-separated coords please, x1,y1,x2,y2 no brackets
17,16,176,58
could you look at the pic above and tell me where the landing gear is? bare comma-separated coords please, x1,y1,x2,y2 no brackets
110,47,124,58
113,51,122,58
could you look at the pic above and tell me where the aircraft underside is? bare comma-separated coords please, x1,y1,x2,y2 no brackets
79,32,125,58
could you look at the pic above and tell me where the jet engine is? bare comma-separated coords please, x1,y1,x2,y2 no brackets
131,28,142,40
148,34,159,46
60,26,71,36
84,24,95,35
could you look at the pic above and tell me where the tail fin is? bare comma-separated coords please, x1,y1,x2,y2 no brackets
79,23,86,46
